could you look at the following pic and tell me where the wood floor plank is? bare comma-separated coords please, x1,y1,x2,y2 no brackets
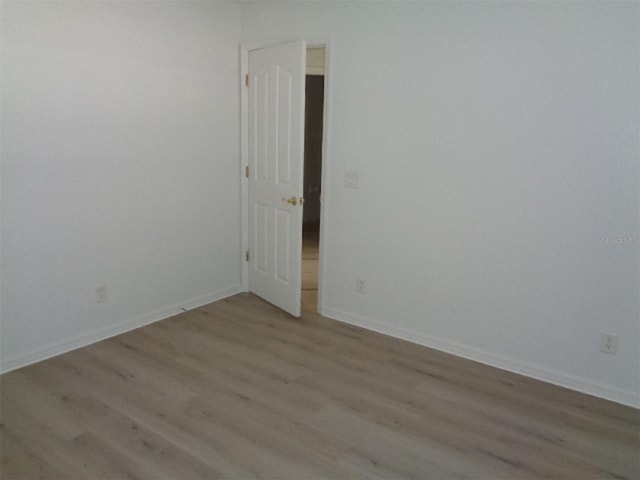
0,372,88,441
62,432,158,480
1,292,638,479
0,425,63,480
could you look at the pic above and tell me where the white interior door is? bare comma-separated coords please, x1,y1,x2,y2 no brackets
248,41,306,317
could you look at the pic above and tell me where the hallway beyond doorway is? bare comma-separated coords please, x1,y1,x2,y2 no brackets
301,223,319,312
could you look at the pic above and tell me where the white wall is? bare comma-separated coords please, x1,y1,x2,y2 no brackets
1,0,637,408
241,1,640,406
1,1,243,370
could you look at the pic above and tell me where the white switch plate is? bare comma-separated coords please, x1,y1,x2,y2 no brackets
345,170,358,189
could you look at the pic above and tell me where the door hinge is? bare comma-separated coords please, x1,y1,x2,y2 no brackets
245,74,249,87
246,249,250,262
245,166,249,178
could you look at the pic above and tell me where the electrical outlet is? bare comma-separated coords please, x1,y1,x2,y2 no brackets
600,333,618,354
345,170,359,189
356,278,366,294
96,285,107,304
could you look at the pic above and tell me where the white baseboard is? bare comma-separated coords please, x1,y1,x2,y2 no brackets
0,284,243,375
322,307,640,409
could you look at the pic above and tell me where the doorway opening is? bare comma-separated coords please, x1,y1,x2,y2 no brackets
301,46,325,313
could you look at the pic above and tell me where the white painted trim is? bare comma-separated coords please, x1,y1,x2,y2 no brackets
240,44,249,292
315,39,331,316
0,285,243,375
322,307,640,409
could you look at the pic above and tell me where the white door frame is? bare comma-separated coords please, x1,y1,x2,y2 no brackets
240,39,332,315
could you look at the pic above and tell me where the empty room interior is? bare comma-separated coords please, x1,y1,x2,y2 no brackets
1,1,639,478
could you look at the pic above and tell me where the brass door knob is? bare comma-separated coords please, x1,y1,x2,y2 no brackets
283,196,298,206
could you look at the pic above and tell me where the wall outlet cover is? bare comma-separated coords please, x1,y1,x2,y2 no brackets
600,333,618,354
345,170,359,189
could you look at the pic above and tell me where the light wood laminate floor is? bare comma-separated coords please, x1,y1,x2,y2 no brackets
1,293,638,479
